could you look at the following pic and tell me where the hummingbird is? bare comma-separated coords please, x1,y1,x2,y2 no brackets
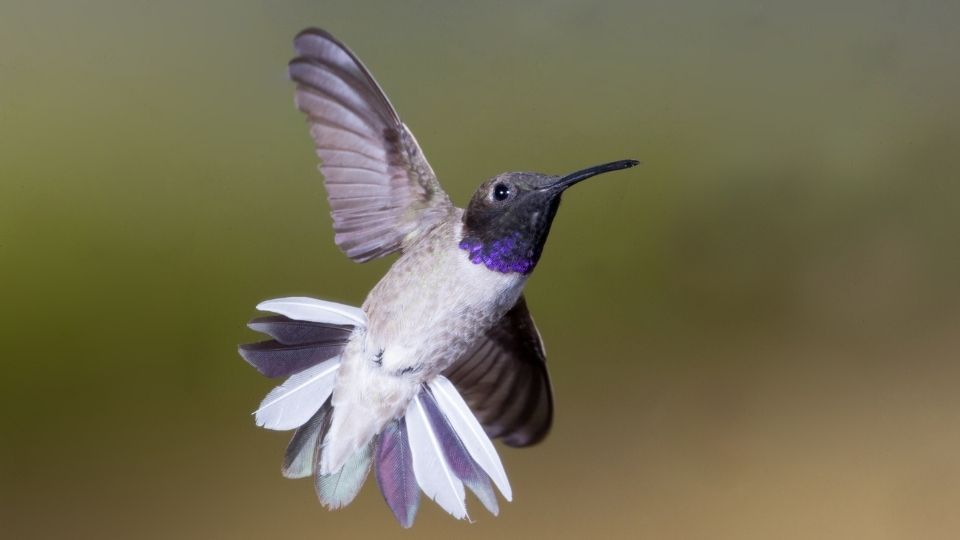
239,28,638,528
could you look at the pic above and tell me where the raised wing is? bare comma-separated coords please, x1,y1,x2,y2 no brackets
442,296,554,447
289,28,454,262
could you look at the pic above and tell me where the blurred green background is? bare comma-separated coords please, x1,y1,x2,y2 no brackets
2,1,960,538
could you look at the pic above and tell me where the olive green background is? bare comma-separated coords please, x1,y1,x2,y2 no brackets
2,1,959,538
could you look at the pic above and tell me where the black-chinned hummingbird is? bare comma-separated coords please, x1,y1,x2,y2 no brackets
239,28,638,527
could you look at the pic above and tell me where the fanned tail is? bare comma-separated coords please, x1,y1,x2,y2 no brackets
240,297,512,527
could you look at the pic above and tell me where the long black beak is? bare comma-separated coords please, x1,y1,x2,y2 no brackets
546,159,640,191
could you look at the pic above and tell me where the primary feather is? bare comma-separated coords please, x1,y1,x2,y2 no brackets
290,28,453,262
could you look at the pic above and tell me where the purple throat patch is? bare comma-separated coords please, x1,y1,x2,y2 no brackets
459,235,535,275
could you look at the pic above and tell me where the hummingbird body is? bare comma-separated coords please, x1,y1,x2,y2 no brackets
322,214,527,474
239,27,638,527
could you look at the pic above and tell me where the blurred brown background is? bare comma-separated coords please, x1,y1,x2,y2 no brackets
2,1,959,538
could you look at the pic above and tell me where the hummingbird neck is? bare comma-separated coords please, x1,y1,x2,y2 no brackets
458,233,538,275
459,192,561,275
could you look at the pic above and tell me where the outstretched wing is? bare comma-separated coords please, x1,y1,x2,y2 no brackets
289,28,454,262
442,296,554,447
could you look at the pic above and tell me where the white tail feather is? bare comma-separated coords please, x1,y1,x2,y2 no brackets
257,297,367,327
405,393,468,520
429,376,512,500
255,357,341,430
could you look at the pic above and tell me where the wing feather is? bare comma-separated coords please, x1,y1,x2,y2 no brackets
290,28,453,262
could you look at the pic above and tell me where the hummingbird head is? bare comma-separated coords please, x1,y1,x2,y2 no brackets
459,159,639,274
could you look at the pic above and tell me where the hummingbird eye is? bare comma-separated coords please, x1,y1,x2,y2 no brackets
492,183,511,202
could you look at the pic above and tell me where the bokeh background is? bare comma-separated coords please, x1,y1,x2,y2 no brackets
3,1,960,538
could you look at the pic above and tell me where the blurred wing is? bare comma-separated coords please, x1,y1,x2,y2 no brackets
442,296,554,447
289,28,454,262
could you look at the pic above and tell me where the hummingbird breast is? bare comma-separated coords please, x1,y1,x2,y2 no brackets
319,212,527,474
362,212,527,377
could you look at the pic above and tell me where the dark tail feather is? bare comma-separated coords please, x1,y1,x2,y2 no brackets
315,440,373,510
238,340,345,378
240,315,353,378
420,387,499,515
248,315,353,345
375,419,420,528
284,397,375,510
282,397,333,479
